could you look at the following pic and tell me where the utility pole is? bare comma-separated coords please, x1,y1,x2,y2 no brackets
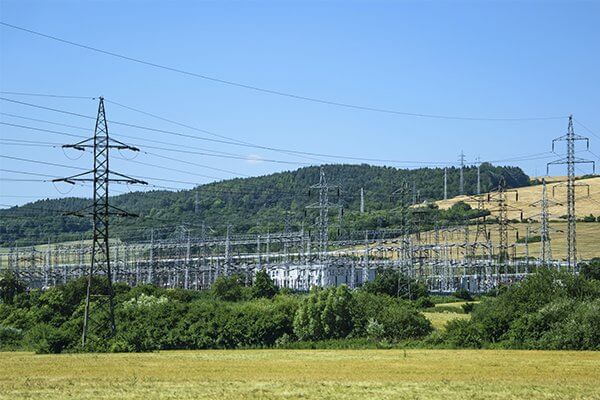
444,167,448,200
547,115,595,272
194,190,200,215
225,225,231,276
459,151,466,195
476,156,481,195
360,187,365,213
53,97,147,347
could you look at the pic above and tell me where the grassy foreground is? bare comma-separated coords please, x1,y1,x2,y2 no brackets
1,349,599,400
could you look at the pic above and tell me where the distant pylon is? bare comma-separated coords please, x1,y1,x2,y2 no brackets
306,167,340,264
443,167,448,200
547,115,595,272
535,179,555,264
53,97,147,347
476,156,481,195
459,151,466,195
360,187,365,213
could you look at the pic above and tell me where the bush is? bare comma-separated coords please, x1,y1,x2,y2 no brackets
0,272,25,305
293,286,355,341
378,306,432,341
211,275,245,302
0,325,23,350
461,302,475,313
252,270,278,299
24,324,73,354
444,319,484,348
580,258,600,281
366,318,385,341
453,288,473,301
415,296,435,309
507,299,600,350
361,269,427,300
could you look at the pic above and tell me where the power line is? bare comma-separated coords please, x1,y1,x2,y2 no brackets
0,97,447,165
0,111,92,131
0,154,87,170
0,22,568,121
0,114,310,168
0,121,87,139
2,97,557,167
105,98,325,163
0,168,60,179
0,91,95,100
574,118,600,141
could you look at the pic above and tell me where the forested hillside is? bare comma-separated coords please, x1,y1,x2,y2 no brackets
0,163,529,246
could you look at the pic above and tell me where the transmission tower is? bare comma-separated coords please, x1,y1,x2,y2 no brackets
486,178,521,267
547,115,595,272
391,181,413,298
459,151,466,195
530,178,561,265
54,97,147,347
306,167,340,264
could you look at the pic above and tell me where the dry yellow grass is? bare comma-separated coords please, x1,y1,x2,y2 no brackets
410,221,600,260
1,350,599,400
422,312,470,331
436,176,600,219
429,177,600,259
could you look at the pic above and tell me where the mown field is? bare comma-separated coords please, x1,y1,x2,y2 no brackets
436,176,600,219
1,349,599,400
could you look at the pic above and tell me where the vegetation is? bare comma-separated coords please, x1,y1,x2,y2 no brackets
0,271,433,353
1,267,599,353
0,163,529,246
443,268,600,349
1,349,599,400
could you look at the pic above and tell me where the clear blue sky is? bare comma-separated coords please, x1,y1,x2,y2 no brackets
1,0,599,206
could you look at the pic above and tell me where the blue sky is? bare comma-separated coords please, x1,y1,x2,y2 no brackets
1,0,599,206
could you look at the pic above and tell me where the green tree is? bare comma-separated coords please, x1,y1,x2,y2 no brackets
252,270,278,299
580,258,600,281
0,272,25,305
211,275,244,302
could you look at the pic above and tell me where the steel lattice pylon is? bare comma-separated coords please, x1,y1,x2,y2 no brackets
547,116,595,273
54,97,146,347
305,167,340,265
530,178,560,265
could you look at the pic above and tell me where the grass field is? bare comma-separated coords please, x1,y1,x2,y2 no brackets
1,350,599,399
436,176,600,220
422,312,470,331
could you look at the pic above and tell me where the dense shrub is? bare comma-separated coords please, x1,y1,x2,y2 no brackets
24,323,74,354
507,299,600,350
361,269,427,300
580,258,600,281
211,274,247,302
252,270,278,299
444,269,600,349
378,305,432,340
444,319,484,348
0,325,23,350
453,288,473,301
294,286,355,341
0,272,26,305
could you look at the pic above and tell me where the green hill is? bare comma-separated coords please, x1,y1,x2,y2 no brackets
0,163,529,246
